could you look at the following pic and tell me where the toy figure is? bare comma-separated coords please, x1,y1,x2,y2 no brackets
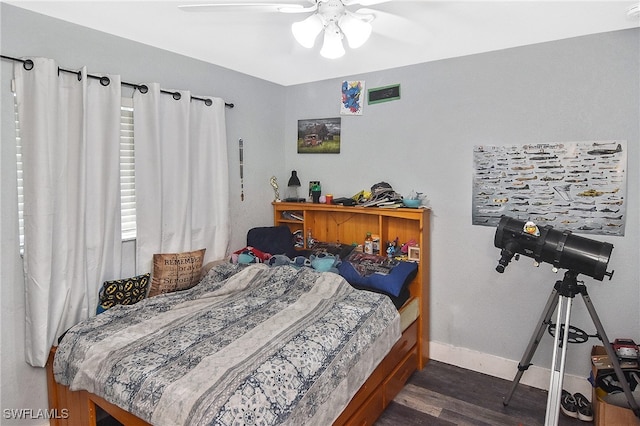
386,244,395,258
386,237,399,258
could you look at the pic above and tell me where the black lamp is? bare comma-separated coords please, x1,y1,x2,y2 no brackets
285,170,304,202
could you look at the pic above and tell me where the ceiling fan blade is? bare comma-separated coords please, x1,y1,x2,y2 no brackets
278,4,318,14
357,6,430,44
178,1,314,13
345,0,427,6
343,0,393,6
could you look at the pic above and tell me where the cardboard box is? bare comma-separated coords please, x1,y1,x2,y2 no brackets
591,346,640,426
593,387,640,426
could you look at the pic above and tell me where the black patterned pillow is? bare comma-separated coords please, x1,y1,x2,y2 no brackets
96,273,151,314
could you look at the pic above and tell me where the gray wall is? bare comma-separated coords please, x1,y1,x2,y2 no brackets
1,2,638,422
283,27,639,378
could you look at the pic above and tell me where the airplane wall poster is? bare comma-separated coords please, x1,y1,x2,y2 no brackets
472,140,627,236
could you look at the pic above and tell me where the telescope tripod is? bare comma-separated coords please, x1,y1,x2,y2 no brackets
503,270,640,425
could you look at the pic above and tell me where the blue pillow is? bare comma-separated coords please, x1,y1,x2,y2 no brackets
350,283,410,309
338,255,418,298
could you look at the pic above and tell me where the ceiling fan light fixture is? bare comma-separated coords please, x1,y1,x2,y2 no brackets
338,12,372,49
292,14,324,48
320,21,345,59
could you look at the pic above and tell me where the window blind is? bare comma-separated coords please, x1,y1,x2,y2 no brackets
15,96,137,248
120,97,136,240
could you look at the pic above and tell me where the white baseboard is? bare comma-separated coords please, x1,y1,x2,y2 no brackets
429,341,592,397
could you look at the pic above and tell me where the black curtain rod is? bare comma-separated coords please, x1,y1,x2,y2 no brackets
1,55,234,108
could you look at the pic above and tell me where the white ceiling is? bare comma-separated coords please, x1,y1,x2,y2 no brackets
6,0,640,86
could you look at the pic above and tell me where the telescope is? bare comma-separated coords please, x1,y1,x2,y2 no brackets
494,216,614,280
493,216,639,425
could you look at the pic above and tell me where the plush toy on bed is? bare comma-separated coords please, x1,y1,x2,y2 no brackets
292,256,312,268
231,246,272,264
267,254,312,269
309,252,341,273
266,253,340,273
268,254,296,266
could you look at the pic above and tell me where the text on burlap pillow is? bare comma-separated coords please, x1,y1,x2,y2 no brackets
148,248,206,297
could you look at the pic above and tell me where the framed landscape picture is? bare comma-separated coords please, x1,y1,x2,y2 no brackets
297,118,341,154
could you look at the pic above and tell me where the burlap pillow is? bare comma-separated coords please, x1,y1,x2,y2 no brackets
149,248,206,297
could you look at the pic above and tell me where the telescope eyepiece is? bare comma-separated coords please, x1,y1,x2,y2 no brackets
496,240,520,273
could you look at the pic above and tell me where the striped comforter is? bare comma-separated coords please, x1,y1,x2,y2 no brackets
54,263,400,425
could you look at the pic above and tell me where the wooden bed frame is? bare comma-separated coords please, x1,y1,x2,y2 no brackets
46,204,430,425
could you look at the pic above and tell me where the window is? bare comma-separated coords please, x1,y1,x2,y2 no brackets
120,98,136,240
15,97,137,248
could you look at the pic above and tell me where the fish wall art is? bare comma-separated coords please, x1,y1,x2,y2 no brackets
472,140,627,236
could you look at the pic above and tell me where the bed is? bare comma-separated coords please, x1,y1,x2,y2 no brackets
47,261,419,425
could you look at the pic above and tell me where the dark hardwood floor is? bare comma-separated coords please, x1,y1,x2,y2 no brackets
376,360,590,426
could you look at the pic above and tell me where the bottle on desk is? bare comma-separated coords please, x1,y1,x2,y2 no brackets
364,232,374,254
372,234,380,255
307,229,314,248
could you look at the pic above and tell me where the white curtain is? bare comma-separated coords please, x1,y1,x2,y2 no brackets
15,58,122,367
134,84,230,274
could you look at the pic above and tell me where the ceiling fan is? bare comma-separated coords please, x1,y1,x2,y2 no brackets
178,0,392,59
